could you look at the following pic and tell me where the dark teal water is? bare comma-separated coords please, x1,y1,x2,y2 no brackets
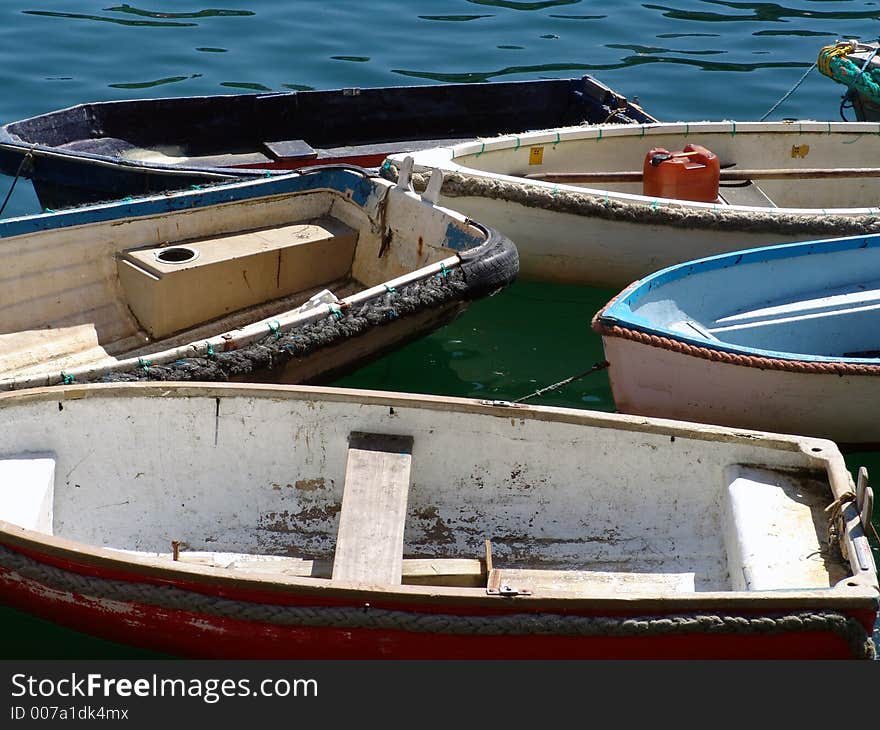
0,1,877,657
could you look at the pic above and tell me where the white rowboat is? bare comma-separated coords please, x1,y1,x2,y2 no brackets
388,120,880,287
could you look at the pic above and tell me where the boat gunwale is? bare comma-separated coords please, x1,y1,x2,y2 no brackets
0,381,875,604
594,231,880,367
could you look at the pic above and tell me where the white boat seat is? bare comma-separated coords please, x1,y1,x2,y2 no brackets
0,455,55,533
722,465,846,591
332,432,414,585
718,181,777,208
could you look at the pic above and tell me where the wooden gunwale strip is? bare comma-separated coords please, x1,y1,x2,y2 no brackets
0,381,824,452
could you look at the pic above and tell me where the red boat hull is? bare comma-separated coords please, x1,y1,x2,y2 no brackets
1,555,874,660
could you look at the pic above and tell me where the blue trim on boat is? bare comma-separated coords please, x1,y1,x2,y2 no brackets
599,232,880,365
0,167,375,239
442,221,483,252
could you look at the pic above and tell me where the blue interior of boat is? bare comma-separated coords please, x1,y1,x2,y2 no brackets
600,233,880,363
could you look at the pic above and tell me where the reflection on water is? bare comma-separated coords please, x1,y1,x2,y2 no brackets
467,0,582,9
104,5,255,19
22,10,197,27
110,74,200,89
419,15,493,21
645,2,880,24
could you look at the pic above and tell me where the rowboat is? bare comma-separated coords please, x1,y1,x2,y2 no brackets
593,231,880,446
817,40,880,121
0,381,875,659
0,165,517,391
386,120,880,288
0,76,656,210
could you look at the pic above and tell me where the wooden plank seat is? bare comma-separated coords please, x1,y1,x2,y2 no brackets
120,551,487,587
487,567,697,595
718,181,777,208
331,432,414,585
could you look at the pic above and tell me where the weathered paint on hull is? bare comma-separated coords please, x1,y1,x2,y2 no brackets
602,336,880,446
0,558,869,660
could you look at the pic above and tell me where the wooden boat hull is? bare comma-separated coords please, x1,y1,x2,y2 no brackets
0,383,875,659
0,167,518,390
594,233,880,445
389,121,880,287
0,76,655,209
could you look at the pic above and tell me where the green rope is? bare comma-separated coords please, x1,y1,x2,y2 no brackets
267,320,281,339
60,372,75,385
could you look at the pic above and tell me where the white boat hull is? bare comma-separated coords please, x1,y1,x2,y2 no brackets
602,334,880,446
393,120,880,287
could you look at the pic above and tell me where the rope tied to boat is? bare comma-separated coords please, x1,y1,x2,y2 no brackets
825,491,858,562
514,361,609,404
0,147,35,217
97,269,470,385
759,62,817,121
380,164,880,238
591,314,880,378
0,543,872,658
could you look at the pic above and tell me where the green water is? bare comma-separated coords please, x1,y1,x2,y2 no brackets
0,1,878,657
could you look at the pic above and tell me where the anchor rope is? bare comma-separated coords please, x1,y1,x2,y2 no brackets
0,148,34,218
513,361,610,403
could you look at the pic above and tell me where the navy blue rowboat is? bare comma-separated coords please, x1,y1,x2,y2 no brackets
0,75,655,209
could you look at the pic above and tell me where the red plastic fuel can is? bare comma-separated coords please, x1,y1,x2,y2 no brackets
642,143,720,203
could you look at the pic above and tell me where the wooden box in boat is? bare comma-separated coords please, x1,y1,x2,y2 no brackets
0,75,655,209
594,232,880,446
387,120,880,287
0,382,875,659
0,166,518,390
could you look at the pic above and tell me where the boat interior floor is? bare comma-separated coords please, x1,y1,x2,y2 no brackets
0,436,849,596
66,136,473,169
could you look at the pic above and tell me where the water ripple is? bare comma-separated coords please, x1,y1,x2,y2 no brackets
22,10,197,27
104,5,255,19
467,0,582,10
419,15,493,21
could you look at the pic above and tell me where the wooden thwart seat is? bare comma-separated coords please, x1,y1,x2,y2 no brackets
718,181,777,208
331,432,414,585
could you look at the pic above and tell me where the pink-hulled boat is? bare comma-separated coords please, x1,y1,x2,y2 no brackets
0,382,876,659
593,231,880,447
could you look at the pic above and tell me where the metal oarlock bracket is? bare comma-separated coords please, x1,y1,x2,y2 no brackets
486,568,531,597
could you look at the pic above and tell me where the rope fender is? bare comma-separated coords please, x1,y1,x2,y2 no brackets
0,544,873,658
591,314,880,377
380,165,880,237
100,269,470,384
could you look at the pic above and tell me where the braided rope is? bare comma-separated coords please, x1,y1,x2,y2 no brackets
591,313,880,377
100,270,468,384
0,544,873,657
380,166,880,238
